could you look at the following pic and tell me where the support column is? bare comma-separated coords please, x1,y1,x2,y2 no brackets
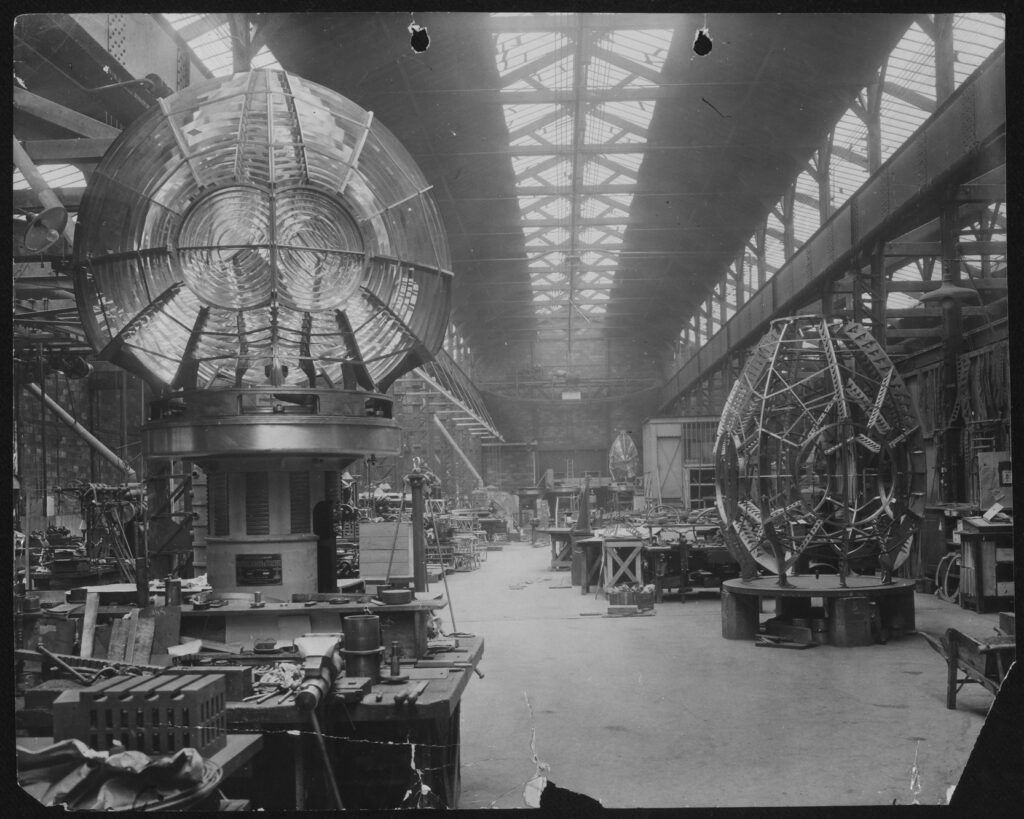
228,14,253,73
755,221,768,288
782,182,796,260
938,196,966,502
37,351,49,525
734,251,746,311
816,130,834,223
868,245,887,345
865,68,885,174
407,470,427,593
933,14,956,104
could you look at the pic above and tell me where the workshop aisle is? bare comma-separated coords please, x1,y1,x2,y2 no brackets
441,539,1001,809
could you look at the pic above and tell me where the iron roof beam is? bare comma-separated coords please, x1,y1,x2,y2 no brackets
473,143,726,156
14,188,85,211
20,137,113,163
14,88,122,138
655,46,1006,415
174,13,227,43
490,13,683,32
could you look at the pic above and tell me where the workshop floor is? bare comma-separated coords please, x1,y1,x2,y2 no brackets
438,539,1007,809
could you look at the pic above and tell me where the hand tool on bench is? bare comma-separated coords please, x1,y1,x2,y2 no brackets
255,686,284,703
417,657,485,678
407,680,429,704
452,662,485,678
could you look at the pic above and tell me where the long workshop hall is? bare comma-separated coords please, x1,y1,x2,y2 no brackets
11,10,1017,812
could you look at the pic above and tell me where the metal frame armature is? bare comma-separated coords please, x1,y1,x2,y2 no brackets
714,315,927,587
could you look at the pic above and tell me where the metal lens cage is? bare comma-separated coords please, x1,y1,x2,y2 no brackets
714,316,926,576
74,69,452,394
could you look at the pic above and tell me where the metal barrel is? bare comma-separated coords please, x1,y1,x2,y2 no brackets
165,578,182,606
342,615,382,683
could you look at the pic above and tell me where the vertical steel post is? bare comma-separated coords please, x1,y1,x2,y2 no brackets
408,470,427,592
37,347,48,527
939,196,966,502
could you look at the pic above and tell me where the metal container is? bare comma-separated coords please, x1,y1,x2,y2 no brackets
165,578,182,606
342,614,383,683
379,588,413,605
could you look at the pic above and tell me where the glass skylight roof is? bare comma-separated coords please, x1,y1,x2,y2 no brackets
493,15,676,318
162,13,283,77
679,11,1004,352
601,30,673,74
792,170,819,246
13,164,86,191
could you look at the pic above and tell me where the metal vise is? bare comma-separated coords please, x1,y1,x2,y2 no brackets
293,635,344,712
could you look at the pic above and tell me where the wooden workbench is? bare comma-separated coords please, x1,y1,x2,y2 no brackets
179,598,447,660
538,527,575,570
226,635,484,810
575,537,604,594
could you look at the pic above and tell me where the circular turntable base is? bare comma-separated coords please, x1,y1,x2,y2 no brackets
722,576,916,597
721,577,916,644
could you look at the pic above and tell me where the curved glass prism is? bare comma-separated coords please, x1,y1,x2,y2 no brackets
74,69,451,393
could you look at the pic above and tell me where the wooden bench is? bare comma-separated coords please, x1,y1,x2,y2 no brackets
922,628,1017,709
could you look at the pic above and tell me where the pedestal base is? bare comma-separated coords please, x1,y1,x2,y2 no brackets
720,576,916,646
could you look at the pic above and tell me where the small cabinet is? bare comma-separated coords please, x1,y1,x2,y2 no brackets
959,516,1014,613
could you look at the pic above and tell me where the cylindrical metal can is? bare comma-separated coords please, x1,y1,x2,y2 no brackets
342,614,383,683
165,578,182,606
390,640,401,676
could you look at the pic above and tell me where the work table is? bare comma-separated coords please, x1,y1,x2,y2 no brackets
179,597,449,660
226,635,484,727
226,635,484,810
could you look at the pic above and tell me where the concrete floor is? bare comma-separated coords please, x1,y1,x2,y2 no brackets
434,538,1007,809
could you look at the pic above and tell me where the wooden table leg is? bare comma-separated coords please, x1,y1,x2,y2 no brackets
721,588,759,639
946,629,959,710
294,730,306,809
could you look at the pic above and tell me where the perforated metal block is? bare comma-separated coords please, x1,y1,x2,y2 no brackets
53,673,226,757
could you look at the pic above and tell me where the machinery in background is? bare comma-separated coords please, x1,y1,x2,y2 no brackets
27,483,143,589
336,544,360,579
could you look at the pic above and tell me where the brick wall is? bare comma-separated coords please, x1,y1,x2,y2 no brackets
481,445,533,490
